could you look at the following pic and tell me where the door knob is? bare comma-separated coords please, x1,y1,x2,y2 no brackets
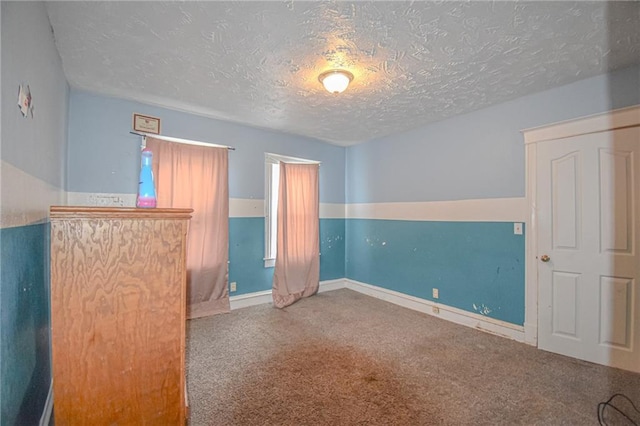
540,254,550,262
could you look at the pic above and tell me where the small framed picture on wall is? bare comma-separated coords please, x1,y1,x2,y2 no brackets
133,113,161,134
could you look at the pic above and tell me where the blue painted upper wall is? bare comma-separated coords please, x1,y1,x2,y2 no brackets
346,65,640,204
67,90,346,203
1,2,69,189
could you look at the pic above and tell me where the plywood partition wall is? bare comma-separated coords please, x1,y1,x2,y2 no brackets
50,207,192,424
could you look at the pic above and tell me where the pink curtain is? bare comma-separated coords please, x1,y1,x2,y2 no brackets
146,138,230,319
272,162,320,308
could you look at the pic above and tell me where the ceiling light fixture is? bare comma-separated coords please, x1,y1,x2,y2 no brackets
318,69,354,94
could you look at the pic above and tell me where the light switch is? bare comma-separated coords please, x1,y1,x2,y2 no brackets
514,223,523,235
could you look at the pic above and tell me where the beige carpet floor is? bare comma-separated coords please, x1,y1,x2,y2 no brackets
186,289,640,425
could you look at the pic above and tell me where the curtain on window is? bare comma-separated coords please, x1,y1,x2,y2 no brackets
272,162,320,308
146,137,230,318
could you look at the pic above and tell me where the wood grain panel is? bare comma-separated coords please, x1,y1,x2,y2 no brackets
50,207,191,424
50,206,193,220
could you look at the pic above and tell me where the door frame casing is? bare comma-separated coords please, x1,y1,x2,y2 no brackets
522,105,640,347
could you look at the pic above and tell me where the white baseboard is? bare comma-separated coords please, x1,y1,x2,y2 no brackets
229,289,272,310
317,278,348,293
344,279,525,342
229,279,348,310
228,278,525,342
40,381,53,426
524,322,538,346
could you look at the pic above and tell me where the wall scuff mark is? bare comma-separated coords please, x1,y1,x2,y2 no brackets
472,303,493,316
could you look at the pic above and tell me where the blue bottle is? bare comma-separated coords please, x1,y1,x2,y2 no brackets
136,149,157,208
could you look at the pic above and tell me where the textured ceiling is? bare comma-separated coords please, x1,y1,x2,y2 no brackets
46,1,640,146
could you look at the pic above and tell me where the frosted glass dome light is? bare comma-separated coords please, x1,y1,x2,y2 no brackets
318,70,354,94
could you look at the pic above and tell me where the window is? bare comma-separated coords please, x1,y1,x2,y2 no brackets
264,153,319,268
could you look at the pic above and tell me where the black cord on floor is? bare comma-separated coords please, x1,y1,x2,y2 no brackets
598,393,640,426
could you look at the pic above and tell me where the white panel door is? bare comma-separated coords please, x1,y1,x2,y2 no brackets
537,127,640,372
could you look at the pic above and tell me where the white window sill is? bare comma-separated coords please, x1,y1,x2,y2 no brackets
264,258,275,268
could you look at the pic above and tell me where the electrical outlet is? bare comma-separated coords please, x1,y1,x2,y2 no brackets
432,288,439,299
230,282,237,292
432,306,440,314
514,222,523,235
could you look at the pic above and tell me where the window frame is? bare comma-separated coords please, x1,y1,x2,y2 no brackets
264,152,320,268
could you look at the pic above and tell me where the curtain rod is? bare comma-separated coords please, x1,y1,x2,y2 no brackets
130,131,235,150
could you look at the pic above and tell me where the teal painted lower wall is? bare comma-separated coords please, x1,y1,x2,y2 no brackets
229,218,274,295
345,219,525,325
0,215,520,425
229,218,346,295
1,223,51,425
319,219,346,281
229,217,524,326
